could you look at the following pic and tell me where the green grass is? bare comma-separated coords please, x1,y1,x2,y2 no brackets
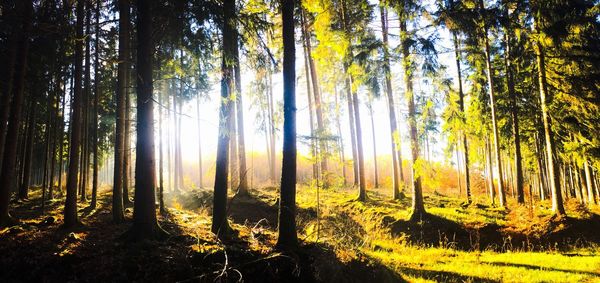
288,185,600,283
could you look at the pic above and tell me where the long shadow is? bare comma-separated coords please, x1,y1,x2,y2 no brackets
395,266,500,283
482,261,600,277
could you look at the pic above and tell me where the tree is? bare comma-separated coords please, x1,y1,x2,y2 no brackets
112,0,129,224
63,0,85,228
212,0,235,239
125,0,166,240
276,0,298,249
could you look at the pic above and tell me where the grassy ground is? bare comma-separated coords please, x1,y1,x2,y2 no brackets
1,184,599,282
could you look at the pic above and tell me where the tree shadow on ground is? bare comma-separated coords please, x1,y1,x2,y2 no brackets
481,261,600,277
394,265,500,283
389,211,600,252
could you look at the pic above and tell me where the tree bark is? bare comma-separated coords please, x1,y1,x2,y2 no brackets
126,0,166,240
276,0,298,249
212,0,235,238
380,5,402,198
350,77,367,201
368,103,379,188
19,96,36,200
479,0,506,208
112,0,129,223
400,19,425,220
534,12,566,216
63,0,84,228
234,42,248,194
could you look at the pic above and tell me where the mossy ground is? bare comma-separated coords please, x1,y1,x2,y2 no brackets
1,185,599,282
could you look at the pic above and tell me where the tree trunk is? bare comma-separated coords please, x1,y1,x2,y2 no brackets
212,0,235,238
451,31,471,203
19,96,36,200
485,136,496,205
267,72,276,183
112,0,129,223
584,157,595,205
196,95,203,188
301,10,318,181
334,89,346,185
400,19,425,220
534,13,566,216
63,0,83,228
159,74,166,214
234,43,248,194
380,5,401,198
503,17,524,204
123,80,132,204
368,103,379,188
276,0,298,249
126,0,165,240
350,77,367,201
479,0,506,208
345,79,359,187
91,0,100,209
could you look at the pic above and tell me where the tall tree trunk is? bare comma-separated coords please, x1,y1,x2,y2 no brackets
0,2,20,171
350,77,367,201
80,1,92,203
159,74,165,214
90,0,100,209
534,12,566,216
63,0,84,228
212,0,235,238
345,80,359,187
127,0,165,240
485,136,496,204
196,95,203,188
503,15,524,204
172,84,178,192
584,157,595,205
112,0,129,223
123,82,132,203
334,89,346,185
267,72,276,183
229,95,239,190
276,0,298,249
479,0,506,208
234,43,248,194
451,30,471,203
301,10,318,181
19,96,36,200
380,5,401,198
400,19,425,220
368,103,379,188
302,11,328,179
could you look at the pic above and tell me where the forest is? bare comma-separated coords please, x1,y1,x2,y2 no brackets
1,0,600,282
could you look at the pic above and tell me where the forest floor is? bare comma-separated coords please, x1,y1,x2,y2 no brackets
1,185,600,282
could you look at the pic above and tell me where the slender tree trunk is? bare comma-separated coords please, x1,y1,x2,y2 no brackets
267,72,276,183
486,136,496,205
159,74,165,214
380,5,401,198
126,0,165,240
399,19,425,219
229,93,239,190
91,0,100,209
334,89,346,186
534,13,566,216
172,83,178,192
302,12,328,179
234,43,248,194
112,0,129,223
451,31,471,203
19,97,36,200
276,0,298,249
345,79,359,187
196,95,203,188
584,157,595,205
301,10,318,181
368,104,379,188
63,0,84,228
503,17,524,204
212,0,235,238
350,77,367,201
123,82,132,203
479,0,506,208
